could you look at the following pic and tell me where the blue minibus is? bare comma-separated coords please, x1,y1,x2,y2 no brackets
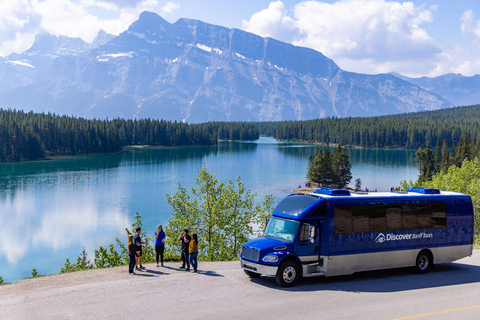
240,187,474,287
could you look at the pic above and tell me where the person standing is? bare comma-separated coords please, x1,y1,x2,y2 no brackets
189,233,199,273
128,234,137,275
178,229,191,270
154,224,166,267
134,227,146,271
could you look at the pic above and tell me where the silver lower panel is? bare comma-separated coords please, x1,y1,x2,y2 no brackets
240,258,278,277
324,244,473,277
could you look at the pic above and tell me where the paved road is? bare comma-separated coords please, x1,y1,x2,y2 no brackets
1,251,480,320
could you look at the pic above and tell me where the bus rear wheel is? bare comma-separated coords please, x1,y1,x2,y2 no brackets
415,251,433,273
275,261,300,287
244,270,261,278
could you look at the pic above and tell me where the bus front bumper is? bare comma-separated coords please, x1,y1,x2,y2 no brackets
240,258,278,277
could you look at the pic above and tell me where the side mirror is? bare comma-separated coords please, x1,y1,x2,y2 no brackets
300,224,316,242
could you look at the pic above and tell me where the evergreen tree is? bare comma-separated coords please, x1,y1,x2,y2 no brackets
441,139,450,172
307,149,323,183
332,145,352,188
453,132,472,167
434,139,442,175
354,178,362,191
415,142,435,183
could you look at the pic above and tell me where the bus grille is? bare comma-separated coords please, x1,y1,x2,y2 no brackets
241,247,260,262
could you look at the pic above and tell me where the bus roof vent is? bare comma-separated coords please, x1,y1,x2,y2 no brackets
406,187,440,194
314,188,351,196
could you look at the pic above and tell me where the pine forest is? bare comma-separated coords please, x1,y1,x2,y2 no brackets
0,109,259,162
256,104,480,150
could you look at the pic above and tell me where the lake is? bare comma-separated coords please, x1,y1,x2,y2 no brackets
0,137,418,282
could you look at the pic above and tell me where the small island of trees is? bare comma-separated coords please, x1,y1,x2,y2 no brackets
306,145,352,189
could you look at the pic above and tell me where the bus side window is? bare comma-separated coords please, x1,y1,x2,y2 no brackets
417,204,433,229
310,204,327,216
370,205,386,232
352,206,369,233
386,206,401,231
402,204,417,230
334,207,352,234
432,203,446,228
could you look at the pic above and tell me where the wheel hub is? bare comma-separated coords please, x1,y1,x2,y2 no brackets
283,266,296,283
419,256,428,270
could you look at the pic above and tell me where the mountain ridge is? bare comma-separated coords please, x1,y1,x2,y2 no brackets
0,11,457,122
391,72,480,107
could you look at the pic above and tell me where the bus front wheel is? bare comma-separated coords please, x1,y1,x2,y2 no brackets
415,251,433,273
275,261,300,287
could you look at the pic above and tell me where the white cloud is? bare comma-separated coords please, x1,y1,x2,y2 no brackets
161,2,180,15
0,0,166,57
461,9,480,37
242,1,300,43
0,0,42,57
243,0,445,76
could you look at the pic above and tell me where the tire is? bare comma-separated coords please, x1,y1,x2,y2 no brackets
415,251,433,274
244,270,261,278
275,261,300,287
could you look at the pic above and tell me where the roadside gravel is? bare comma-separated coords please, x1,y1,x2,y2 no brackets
2,252,480,320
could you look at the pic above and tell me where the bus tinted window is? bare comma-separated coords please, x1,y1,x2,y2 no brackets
402,205,417,230
432,203,446,228
274,195,319,215
352,206,369,233
385,206,401,231
417,204,433,229
370,205,386,232
335,207,352,234
335,202,447,234
310,204,327,216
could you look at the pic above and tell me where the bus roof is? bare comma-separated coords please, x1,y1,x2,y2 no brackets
297,190,467,199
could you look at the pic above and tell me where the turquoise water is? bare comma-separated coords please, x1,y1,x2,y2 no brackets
0,137,418,282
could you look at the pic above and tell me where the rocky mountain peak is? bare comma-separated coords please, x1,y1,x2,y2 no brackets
0,12,463,122
25,32,88,57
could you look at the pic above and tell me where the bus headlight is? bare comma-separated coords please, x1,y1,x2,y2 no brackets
262,255,278,263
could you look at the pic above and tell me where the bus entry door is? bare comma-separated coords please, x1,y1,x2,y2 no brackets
297,222,319,263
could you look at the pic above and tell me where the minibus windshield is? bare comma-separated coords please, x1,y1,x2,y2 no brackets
264,217,299,242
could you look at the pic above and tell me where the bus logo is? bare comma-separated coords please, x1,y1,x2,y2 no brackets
375,233,386,244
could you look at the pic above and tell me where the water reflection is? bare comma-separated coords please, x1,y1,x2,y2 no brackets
0,174,129,282
276,144,416,167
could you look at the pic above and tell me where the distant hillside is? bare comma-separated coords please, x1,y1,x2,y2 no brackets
392,73,480,107
257,104,480,149
0,11,453,123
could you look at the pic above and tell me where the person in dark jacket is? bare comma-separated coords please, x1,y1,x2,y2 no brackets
178,229,191,270
134,227,146,271
128,234,137,275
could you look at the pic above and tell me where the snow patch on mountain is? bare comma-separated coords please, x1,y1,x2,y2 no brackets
196,44,212,52
5,60,35,68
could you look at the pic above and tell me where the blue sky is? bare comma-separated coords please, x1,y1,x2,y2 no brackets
1,0,480,77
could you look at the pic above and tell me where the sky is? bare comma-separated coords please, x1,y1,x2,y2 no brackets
1,0,480,78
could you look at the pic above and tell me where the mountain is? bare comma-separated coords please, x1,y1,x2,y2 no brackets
391,72,480,107
0,11,454,122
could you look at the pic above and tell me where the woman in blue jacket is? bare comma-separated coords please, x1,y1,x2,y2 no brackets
154,224,166,267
